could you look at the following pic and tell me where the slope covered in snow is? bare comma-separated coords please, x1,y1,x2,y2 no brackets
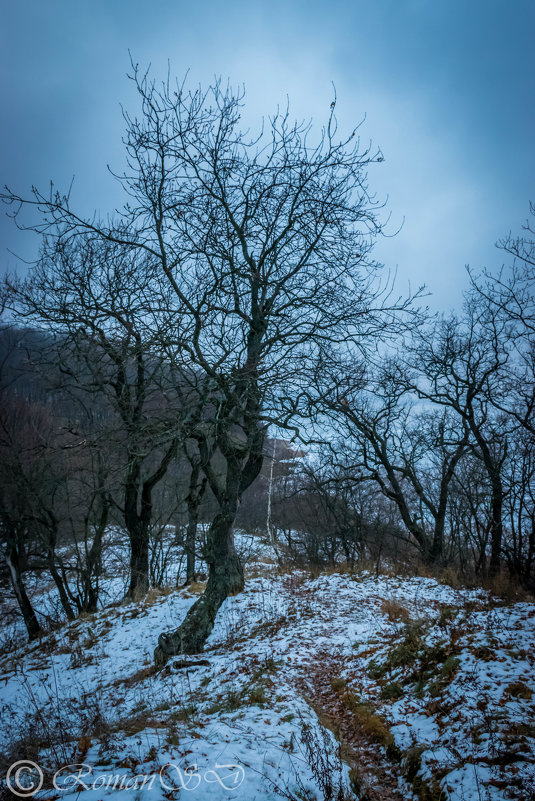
0,541,534,800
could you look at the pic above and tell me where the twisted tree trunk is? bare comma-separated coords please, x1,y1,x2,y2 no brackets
155,428,263,664
155,505,243,662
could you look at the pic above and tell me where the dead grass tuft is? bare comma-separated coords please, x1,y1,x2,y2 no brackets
113,664,160,689
505,680,533,700
144,586,174,605
381,599,411,623
481,572,534,603
341,694,400,758
182,581,206,596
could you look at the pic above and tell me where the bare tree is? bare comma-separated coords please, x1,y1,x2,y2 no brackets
469,202,535,436
460,205,535,587
0,389,43,639
404,301,511,576
2,66,417,658
315,359,469,565
3,239,184,598
294,458,365,568
501,427,535,589
0,326,121,628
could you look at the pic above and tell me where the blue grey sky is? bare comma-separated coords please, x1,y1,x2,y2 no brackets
1,0,533,310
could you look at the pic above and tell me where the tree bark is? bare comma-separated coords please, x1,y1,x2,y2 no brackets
124,458,149,598
127,519,150,598
81,512,106,613
185,516,198,586
125,439,179,599
184,467,207,585
155,506,243,662
49,561,76,620
5,543,41,640
489,475,504,578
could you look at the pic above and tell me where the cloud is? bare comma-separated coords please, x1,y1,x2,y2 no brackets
1,0,532,311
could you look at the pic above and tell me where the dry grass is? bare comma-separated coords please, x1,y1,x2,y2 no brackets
113,711,168,737
342,694,400,757
181,581,207,596
505,680,533,700
318,673,448,800
112,664,160,690
480,572,534,603
143,586,174,606
381,599,411,623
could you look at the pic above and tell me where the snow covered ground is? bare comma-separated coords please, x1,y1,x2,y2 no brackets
0,538,534,800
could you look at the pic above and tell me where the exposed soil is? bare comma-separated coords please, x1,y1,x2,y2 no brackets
298,648,410,801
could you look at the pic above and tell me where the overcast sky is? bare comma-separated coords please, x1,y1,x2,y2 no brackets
1,0,533,310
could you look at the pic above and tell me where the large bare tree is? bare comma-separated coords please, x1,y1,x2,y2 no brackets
3,66,416,658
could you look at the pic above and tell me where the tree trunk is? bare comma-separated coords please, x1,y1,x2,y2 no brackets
155,508,243,663
427,521,444,565
125,440,178,599
184,467,207,585
81,522,105,613
124,466,150,598
49,562,76,620
185,516,198,585
127,520,150,598
5,544,41,640
467,415,504,579
154,425,263,665
489,477,503,578
80,466,109,612
428,441,467,566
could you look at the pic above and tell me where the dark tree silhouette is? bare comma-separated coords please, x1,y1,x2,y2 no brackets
3,66,417,658
3,239,186,598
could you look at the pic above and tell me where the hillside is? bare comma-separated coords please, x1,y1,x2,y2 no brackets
1,539,534,801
